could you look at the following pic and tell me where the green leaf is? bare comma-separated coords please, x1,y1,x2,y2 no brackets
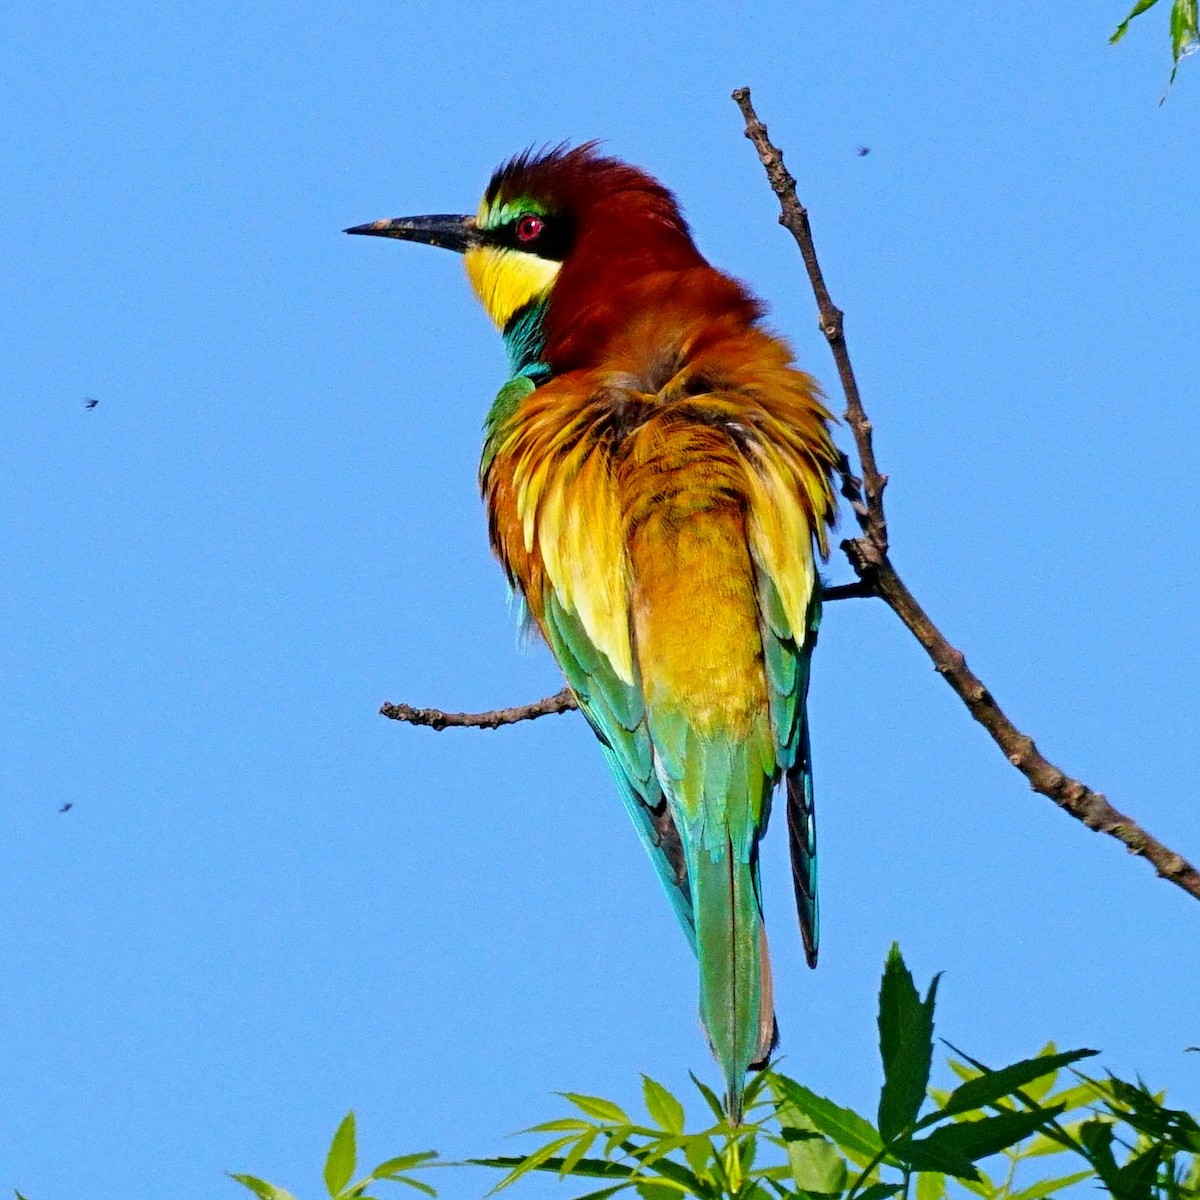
1007,1168,1095,1200
563,1094,633,1125
371,1152,439,1178
1170,0,1199,61
773,1078,849,1193
471,1156,636,1182
627,1148,705,1195
946,1060,977,1084
384,1176,436,1197
779,1128,848,1193
1113,1143,1167,1200
681,1134,716,1181
228,1174,300,1200
854,1185,903,1200
485,1137,577,1193
772,1075,884,1163
877,944,940,1142
1043,1081,1106,1114
1111,0,1162,43
325,1112,358,1198
908,1107,1066,1175
642,1076,686,1135
1020,1045,1060,1104
634,1183,680,1200
914,1172,946,1200
526,1118,595,1134
689,1074,726,1124
956,1170,998,1198
1077,1118,1119,1185
560,1131,600,1177
897,1140,981,1181
570,1186,637,1200
1021,1119,1089,1159
934,1050,1097,1120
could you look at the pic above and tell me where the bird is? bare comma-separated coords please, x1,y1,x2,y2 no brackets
856,146,871,157
84,397,99,409
58,803,73,813
347,145,838,1120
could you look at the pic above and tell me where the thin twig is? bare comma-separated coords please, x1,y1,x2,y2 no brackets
380,688,577,731
382,583,869,731
731,85,1200,904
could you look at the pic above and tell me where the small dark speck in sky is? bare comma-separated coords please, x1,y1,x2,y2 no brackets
59,803,73,813
84,397,99,409
856,146,871,157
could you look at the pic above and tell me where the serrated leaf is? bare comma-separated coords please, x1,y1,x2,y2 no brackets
1022,1120,1088,1159
1007,1168,1095,1200
877,944,940,1142
571,1186,636,1200
1111,0,1163,42
915,1171,946,1200
1044,1081,1106,1114
1113,1143,1166,1200
560,1131,600,1177
934,1050,1097,1120
525,1118,595,1134
561,1094,632,1124
774,1082,848,1193
642,1076,686,1135
1078,1118,1119,1184
907,1107,1065,1176
371,1152,439,1177
1020,1045,1060,1104
490,1137,578,1192
779,1128,848,1193
742,1069,775,1113
228,1174,299,1200
956,1171,997,1198
898,1141,981,1181
630,1149,705,1195
689,1073,726,1124
773,1076,883,1163
471,1156,636,1182
681,1134,716,1180
325,1112,358,1198
634,1183,680,1200
854,1185,903,1200
385,1176,436,1197
947,1060,978,1085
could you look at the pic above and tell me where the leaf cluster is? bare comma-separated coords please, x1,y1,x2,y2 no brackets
230,1112,436,1200
220,946,1198,1200
1111,0,1199,91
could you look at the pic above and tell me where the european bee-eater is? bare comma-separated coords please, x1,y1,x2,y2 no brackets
348,145,838,1120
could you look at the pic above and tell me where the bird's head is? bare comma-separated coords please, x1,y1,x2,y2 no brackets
347,145,707,357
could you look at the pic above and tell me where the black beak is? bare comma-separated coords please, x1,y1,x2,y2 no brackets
343,213,479,254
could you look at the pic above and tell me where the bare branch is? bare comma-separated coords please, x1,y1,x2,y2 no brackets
381,584,869,733
732,85,1200,904
380,688,578,731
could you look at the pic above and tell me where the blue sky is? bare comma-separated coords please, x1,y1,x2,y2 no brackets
2,2,1197,1197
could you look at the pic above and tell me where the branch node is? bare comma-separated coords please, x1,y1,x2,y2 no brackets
727,87,1200,907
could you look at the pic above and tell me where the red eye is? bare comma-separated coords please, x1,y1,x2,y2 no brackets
516,215,544,242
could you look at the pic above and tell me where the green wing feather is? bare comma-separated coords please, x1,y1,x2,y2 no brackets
541,592,696,947
756,569,822,967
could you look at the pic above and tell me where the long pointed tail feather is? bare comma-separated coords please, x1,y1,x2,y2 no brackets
691,836,774,1123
